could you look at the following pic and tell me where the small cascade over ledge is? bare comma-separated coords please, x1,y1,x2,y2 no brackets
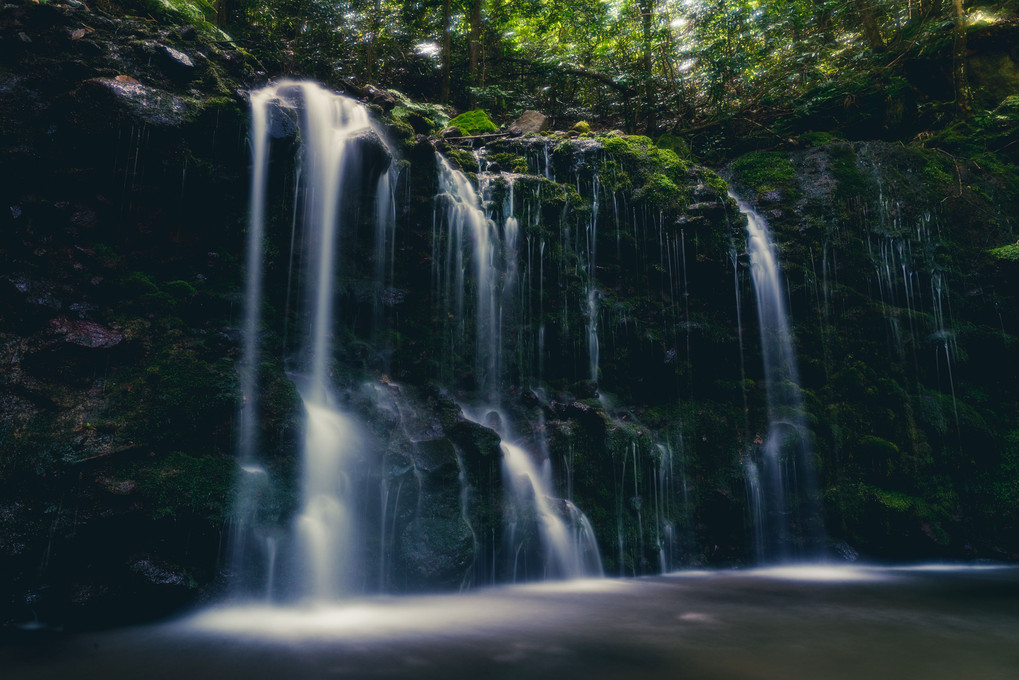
734,192,825,563
435,152,604,581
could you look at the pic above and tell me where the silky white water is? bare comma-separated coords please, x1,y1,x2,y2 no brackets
237,81,392,601
735,193,823,562
435,155,603,580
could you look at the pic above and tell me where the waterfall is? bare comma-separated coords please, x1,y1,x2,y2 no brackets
434,153,499,397
435,153,603,580
735,193,824,563
235,81,394,601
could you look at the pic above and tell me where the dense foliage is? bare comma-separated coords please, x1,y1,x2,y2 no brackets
205,1,1012,134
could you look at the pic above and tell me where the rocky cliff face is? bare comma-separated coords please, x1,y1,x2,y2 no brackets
728,140,1019,561
2,2,1018,632
1,0,254,628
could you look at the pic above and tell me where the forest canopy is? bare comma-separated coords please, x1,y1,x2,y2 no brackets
187,1,1013,142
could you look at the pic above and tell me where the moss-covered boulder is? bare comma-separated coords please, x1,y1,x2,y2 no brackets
448,109,498,136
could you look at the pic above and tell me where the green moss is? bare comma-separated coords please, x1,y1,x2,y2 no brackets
486,152,529,173
988,244,1019,261
601,135,690,175
448,109,497,136
126,0,230,40
633,173,686,210
730,151,796,194
387,91,451,138
165,280,197,300
825,143,871,204
798,131,838,147
866,485,916,513
386,115,417,144
920,153,955,187
599,135,691,211
700,168,730,195
654,134,691,159
442,147,479,175
391,106,440,136
571,121,591,134
111,343,237,448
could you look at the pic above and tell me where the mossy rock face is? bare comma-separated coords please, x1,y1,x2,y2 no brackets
798,131,840,148
654,133,692,159
0,0,255,628
598,134,693,211
387,92,452,139
448,109,498,136
989,244,1019,262
730,138,1019,562
484,151,529,173
729,150,798,200
440,146,480,175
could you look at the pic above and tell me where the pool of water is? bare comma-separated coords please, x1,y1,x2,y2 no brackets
5,565,1018,679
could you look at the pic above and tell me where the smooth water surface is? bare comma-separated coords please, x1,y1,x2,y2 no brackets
5,566,1018,679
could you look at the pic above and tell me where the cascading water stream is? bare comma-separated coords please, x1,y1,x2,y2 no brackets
235,81,394,602
435,152,603,580
502,437,603,580
434,154,500,397
735,193,824,563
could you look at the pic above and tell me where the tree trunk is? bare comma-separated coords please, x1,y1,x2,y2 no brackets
952,0,972,117
366,0,382,84
638,0,657,134
857,0,886,52
441,0,451,104
469,0,484,106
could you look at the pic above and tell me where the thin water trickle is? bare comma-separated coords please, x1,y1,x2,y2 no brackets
586,174,601,382
735,192,824,562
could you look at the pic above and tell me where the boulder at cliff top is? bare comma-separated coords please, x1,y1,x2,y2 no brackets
508,110,549,136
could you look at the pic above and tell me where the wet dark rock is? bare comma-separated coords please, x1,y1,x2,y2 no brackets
688,201,724,217
833,540,859,562
266,96,300,138
553,400,604,430
448,419,501,462
130,559,191,589
362,84,397,109
397,517,473,588
380,287,405,306
411,437,458,474
0,0,254,630
46,318,122,350
73,77,191,128
3,275,63,315
161,44,194,69
572,379,599,399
